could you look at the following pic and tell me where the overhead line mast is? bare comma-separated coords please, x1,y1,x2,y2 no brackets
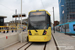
40,0,45,9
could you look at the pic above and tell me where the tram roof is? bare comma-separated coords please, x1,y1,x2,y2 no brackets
55,21,75,27
29,9,51,16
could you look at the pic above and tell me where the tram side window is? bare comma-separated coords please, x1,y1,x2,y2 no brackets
62,25,65,29
0,27,1,30
62,24,69,29
47,14,51,27
66,24,69,29
2,27,3,29
73,24,75,31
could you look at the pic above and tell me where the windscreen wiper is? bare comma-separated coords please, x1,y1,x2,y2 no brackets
34,29,38,32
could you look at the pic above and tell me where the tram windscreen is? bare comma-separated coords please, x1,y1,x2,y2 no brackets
28,15,47,29
30,16,45,21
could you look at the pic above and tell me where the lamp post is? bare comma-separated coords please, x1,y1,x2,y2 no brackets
21,0,22,43
53,7,55,33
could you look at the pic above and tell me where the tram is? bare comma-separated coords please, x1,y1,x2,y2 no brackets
27,10,51,42
0,26,9,33
55,21,75,35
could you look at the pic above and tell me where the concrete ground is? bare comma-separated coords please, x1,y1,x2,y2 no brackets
4,42,27,50
52,31,75,50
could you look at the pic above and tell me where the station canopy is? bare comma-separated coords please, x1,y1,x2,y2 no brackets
0,16,7,18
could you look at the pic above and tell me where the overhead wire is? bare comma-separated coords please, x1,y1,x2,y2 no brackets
0,3,14,12
40,0,53,13
40,0,45,9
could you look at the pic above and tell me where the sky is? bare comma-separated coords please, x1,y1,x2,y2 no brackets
0,0,60,23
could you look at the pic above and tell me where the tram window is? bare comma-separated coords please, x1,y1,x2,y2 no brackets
30,16,45,21
4,27,6,30
2,27,3,29
3,27,5,29
0,28,1,30
66,24,69,29
3,27,4,29
47,14,51,27
7,27,9,30
62,25,65,29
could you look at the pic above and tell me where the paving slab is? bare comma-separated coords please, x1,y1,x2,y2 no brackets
46,36,56,50
26,43,45,50
52,31,75,50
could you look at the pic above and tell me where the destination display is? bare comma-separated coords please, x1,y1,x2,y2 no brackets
30,12,45,16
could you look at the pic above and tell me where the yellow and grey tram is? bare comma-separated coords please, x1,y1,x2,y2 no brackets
27,10,51,42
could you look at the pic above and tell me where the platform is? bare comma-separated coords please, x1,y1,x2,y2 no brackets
52,31,75,50
0,31,27,50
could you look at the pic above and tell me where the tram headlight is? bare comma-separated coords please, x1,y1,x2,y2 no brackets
43,30,47,35
29,31,32,35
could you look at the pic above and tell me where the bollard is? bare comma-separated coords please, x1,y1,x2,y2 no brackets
6,36,8,39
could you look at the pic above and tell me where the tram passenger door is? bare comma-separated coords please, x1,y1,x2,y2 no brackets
73,24,75,31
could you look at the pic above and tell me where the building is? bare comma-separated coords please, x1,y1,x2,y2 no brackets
58,0,75,24
4,19,28,26
0,16,7,26
53,21,59,27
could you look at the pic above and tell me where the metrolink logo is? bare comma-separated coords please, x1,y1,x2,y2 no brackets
57,46,74,49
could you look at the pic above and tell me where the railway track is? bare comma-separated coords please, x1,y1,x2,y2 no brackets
17,42,29,50
17,35,58,50
52,33,59,50
17,42,47,50
43,42,47,50
24,43,33,50
17,34,74,50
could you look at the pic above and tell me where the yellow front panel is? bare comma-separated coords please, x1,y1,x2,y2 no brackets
29,36,49,42
28,27,51,42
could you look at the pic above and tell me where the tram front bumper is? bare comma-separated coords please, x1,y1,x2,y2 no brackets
29,36,51,42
